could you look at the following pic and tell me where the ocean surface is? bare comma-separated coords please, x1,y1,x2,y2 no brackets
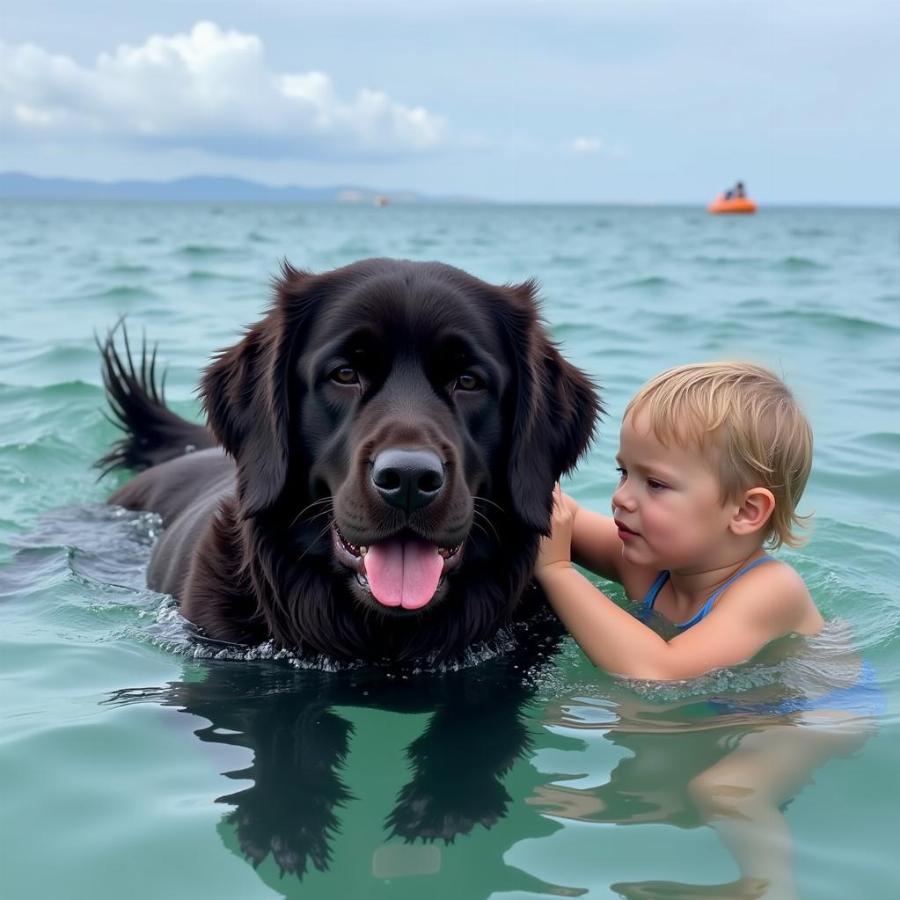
1,201,898,899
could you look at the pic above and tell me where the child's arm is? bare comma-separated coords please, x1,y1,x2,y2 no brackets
536,488,818,681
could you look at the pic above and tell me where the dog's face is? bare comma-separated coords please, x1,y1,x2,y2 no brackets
297,264,512,614
201,259,599,651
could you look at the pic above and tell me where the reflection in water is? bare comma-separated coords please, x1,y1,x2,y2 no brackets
526,630,879,900
107,617,563,884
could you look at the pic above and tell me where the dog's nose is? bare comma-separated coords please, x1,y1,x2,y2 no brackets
371,449,444,512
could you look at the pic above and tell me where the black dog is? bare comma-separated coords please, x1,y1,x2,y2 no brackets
99,258,600,663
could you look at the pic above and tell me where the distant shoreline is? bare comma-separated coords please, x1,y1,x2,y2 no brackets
1,173,898,209
0,172,481,205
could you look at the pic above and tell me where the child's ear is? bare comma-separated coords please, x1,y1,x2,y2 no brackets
730,488,776,536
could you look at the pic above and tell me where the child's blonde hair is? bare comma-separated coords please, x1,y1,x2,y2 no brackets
624,362,813,549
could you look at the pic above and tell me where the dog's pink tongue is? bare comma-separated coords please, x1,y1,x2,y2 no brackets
365,539,443,610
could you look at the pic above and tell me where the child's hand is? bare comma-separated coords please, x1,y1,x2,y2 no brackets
536,484,576,574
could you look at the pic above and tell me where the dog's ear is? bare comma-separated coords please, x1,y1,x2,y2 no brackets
501,281,602,533
201,263,318,517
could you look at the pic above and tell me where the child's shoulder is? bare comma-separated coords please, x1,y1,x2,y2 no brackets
718,556,822,636
740,556,809,600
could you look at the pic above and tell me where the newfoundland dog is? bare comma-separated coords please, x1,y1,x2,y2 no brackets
99,258,600,663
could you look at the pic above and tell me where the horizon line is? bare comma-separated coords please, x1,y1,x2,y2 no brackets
1,170,898,209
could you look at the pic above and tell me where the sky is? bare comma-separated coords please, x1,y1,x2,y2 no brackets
2,0,899,204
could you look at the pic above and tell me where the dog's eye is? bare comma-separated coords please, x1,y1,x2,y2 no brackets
455,372,483,391
331,366,360,385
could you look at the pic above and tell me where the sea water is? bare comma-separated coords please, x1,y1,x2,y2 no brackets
1,201,898,898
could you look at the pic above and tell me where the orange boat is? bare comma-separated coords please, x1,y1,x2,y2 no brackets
708,194,757,214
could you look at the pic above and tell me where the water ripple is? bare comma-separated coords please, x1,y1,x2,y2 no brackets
608,275,681,291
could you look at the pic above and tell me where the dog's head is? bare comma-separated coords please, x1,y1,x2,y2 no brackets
202,259,600,642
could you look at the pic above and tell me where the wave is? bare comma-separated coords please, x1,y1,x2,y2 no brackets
180,270,247,284
3,344,99,370
857,431,900,452
693,255,762,267
0,378,100,400
81,285,157,302
548,253,587,268
609,275,681,291
174,243,235,258
767,308,899,336
774,255,829,271
102,263,153,277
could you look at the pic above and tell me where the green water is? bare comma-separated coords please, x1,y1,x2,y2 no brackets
1,202,898,899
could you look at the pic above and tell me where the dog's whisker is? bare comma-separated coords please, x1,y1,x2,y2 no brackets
472,509,501,544
470,516,502,547
473,495,508,517
289,497,335,530
295,520,336,567
295,508,335,530
292,497,334,520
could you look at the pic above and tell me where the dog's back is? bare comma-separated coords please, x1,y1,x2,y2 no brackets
108,446,232,527
114,449,235,596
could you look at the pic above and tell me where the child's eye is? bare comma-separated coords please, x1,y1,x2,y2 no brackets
615,466,627,482
647,478,668,491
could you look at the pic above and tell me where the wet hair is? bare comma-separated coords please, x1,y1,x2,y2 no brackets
624,361,813,548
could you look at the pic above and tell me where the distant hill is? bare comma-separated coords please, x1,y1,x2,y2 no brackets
0,172,479,204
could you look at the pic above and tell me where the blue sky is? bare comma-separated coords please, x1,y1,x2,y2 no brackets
2,1,898,203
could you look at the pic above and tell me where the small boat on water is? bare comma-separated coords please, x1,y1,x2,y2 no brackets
708,194,757,215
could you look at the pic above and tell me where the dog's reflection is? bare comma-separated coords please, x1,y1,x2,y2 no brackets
109,620,560,878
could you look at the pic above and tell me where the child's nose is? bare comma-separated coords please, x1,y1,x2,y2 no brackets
612,481,636,511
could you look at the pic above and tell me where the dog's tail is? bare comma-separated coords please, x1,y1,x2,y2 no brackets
95,322,217,477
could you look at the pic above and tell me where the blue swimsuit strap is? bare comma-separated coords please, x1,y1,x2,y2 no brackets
641,571,670,616
642,555,775,629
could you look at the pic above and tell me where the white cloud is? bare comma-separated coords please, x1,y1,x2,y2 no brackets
570,136,604,155
567,136,626,159
0,21,446,159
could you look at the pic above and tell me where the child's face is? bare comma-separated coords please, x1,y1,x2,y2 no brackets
611,412,737,572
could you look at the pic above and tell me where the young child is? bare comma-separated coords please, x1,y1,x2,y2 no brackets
535,361,824,681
